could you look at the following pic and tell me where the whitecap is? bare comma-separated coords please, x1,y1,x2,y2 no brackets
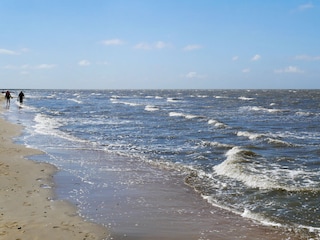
145,105,159,112
237,131,264,140
266,138,294,147
33,113,87,143
111,100,140,107
241,209,282,227
208,119,227,128
296,111,313,117
202,141,233,149
238,96,254,101
214,96,228,99
214,147,320,191
67,98,82,104
213,147,280,190
240,106,283,113
169,112,204,120
169,112,185,117
167,97,181,102
185,114,200,119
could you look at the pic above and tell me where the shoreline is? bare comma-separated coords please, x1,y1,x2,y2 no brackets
1,97,306,240
0,99,108,239
54,150,303,240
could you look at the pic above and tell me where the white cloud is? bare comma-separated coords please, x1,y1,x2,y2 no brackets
274,66,304,73
242,68,251,73
294,54,320,61
134,41,171,50
251,54,261,61
0,48,19,55
232,56,239,61
78,60,91,66
101,39,125,46
291,3,314,13
3,64,55,70
185,71,206,79
36,64,56,69
183,44,203,51
186,72,197,78
298,3,314,11
134,42,152,50
155,41,167,49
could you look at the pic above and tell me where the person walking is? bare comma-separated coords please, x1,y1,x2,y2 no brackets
18,91,24,104
5,90,12,108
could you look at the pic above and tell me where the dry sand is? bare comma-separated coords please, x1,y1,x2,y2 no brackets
0,99,108,240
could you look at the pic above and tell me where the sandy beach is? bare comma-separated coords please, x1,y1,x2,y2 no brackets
0,99,108,239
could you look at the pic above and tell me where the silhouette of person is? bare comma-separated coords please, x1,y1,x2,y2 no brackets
18,91,24,104
5,90,11,108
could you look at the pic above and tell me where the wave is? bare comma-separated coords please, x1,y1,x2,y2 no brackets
169,112,204,120
241,209,283,227
169,112,184,117
196,95,208,98
145,105,159,112
122,102,140,107
295,111,314,117
67,98,83,104
33,113,86,144
237,131,294,147
213,147,285,190
202,141,234,149
214,96,228,99
208,119,227,128
167,97,181,102
214,147,320,191
240,106,284,113
237,131,265,140
46,94,56,99
266,138,294,147
90,92,102,96
238,96,254,101
110,95,120,99
110,99,141,107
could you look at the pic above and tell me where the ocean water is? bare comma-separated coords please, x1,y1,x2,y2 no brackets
4,89,320,238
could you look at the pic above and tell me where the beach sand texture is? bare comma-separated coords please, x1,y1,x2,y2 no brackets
0,99,108,239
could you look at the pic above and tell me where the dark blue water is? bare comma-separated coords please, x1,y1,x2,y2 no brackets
4,89,320,237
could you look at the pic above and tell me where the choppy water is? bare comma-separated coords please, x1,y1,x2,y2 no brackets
4,89,320,237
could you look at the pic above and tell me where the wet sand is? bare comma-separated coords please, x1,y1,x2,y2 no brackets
0,99,108,239
55,152,303,240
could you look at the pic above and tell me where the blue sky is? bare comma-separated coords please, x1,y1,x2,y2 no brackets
0,1,319,89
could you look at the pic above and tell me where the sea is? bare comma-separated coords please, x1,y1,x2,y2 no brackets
3,89,320,239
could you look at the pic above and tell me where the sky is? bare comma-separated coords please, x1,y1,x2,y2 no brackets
0,0,319,89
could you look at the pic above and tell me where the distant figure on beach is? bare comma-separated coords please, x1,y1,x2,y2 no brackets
18,91,24,104
5,90,12,108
